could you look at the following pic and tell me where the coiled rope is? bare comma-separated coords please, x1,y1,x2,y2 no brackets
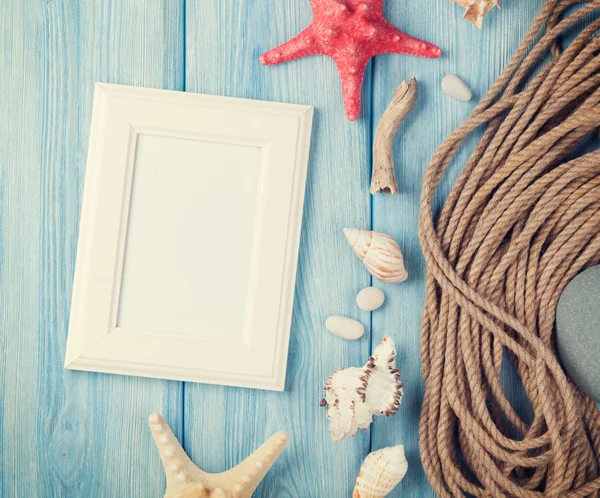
418,1,600,496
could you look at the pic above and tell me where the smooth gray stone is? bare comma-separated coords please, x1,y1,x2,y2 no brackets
556,265,600,402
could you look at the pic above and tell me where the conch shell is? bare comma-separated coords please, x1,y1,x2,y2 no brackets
353,445,408,497
452,0,500,29
344,229,408,284
320,336,403,443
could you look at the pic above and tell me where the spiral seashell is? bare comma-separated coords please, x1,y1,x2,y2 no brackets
452,0,500,29
344,229,408,284
353,445,408,497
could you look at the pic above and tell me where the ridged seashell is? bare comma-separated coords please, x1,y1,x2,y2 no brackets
452,0,500,29
353,445,408,498
344,229,408,284
320,336,403,443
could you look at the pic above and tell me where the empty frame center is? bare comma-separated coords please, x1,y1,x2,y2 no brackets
117,133,263,338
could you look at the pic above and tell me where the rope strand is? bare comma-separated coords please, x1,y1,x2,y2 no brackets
418,1,600,496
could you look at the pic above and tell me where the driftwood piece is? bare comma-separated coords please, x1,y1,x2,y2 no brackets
370,78,418,195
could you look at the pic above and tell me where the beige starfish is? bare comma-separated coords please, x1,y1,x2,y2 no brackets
148,414,289,498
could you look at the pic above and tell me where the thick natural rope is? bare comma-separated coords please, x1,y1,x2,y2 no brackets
418,1,600,496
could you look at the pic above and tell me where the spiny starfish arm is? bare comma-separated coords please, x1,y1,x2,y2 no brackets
260,0,442,120
332,56,369,121
149,415,289,498
376,27,442,58
217,431,289,495
260,27,323,65
148,414,208,488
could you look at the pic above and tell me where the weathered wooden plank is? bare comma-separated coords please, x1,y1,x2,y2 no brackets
0,1,44,494
0,1,184,496
370,1,546,497
184,0,373,496
1,0,556,497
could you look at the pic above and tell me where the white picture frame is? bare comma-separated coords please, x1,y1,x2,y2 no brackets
64,83,314,391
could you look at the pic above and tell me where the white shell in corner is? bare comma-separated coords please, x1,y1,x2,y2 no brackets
344,229,408,284
453,0,500,29
442,74,472,102
326,316,365,340
353,445,408,497
356,287,385,312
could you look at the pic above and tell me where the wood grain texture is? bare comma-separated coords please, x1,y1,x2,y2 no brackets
0,1,184,496
0,0,546,496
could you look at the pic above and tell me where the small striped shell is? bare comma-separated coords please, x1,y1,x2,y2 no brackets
353,445,408,498
452,0,500,29
344,229,408,284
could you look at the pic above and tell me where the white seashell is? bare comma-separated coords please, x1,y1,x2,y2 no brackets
442,74,472,102
356,287,385,311
326,316,365,340
452,0,500,29
353,445,408,497
344,229,408,284
320,336,403,443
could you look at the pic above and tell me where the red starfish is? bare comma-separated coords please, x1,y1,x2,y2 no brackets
260,0,442,121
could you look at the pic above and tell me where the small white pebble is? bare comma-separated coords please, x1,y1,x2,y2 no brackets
442,74,472,102
356,287,385,312
326,316,365,340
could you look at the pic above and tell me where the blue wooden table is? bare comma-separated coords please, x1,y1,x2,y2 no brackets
0,1,544,496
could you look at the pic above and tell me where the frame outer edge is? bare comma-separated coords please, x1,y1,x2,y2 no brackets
272,106,315,391
64,84,110,367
